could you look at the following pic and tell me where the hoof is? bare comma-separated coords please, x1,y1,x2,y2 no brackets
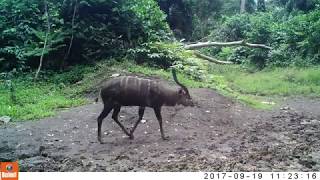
129,134,134,140
98,137,105,144
162,136,169,141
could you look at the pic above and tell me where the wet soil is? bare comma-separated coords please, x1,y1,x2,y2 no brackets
0,88,319,171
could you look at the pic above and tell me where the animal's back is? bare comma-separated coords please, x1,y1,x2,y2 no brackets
101,76,161,106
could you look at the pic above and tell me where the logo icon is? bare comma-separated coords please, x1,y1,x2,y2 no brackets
0,162,19,180
5,165,12,172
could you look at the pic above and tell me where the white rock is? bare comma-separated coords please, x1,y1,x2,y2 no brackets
111,73,120,77
0,116,11,123
262,101,275,105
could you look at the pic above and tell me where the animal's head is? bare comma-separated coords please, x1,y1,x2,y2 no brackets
172,69,194,107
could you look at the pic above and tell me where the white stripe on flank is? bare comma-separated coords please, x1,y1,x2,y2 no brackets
124,76,129,90
120,76,125,89
146,79,151,106
137,78,142,96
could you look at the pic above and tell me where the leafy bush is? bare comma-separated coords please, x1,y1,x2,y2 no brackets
214,14,251,41
128,42,181,68
128,41,208,80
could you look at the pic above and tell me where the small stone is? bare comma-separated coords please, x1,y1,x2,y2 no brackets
0,116,11,124
168,154,175,159
80,156,86,160
281,106,290,110
300,120,311,125
141,119,147,124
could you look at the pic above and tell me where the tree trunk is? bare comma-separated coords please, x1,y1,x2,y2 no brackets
240,0,246,13
63,0,78,69
35,1,50,79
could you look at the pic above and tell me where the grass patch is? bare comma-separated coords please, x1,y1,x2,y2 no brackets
209,65,320,97
0,72,88,121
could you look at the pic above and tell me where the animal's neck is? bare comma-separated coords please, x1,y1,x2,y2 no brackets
163,89,178,106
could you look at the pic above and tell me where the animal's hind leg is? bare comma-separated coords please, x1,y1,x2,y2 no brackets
154,107,169,140
130,106,145,138
112,105,132,138
97,103,113,144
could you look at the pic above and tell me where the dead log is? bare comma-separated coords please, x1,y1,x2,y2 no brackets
185,40,272,50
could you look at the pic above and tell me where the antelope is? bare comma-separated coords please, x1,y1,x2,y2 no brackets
96,69,194,144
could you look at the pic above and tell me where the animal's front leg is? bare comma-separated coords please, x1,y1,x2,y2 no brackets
154,107,169,140
129,106,145,139
112,105,131,137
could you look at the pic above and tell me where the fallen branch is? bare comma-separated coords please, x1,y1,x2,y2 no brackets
185,40,272,50
193,51,233,65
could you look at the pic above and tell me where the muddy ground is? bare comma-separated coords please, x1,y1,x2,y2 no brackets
0,88,320,171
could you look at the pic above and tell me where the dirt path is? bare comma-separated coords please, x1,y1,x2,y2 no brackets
0,88,319,171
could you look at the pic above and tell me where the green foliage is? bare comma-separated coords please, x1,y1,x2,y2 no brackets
246,0,257,13
0,0,171,72
124,0,171,41
128,41,208,80
209,8,320,68
128,42,182,68
185,0,223,40
215,14,251,41
217,47,233,61
257,0,266,12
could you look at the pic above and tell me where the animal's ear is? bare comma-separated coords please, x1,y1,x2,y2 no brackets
178,88,184,95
